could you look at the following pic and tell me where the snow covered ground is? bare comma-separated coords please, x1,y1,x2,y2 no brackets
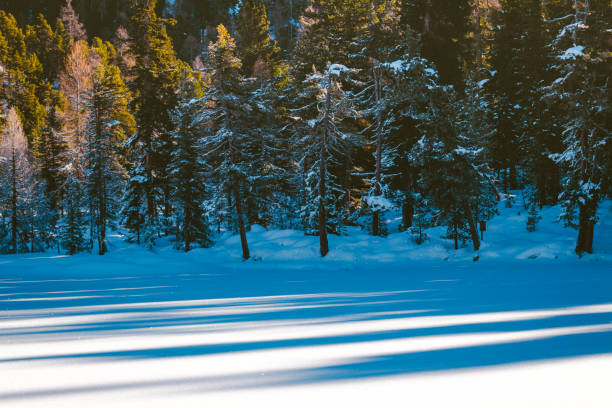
1,199,611,407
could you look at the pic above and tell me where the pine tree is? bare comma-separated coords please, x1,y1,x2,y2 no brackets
39,90,67,224
19,83,47,154
333,0,372,72
16,162,50,253
409,193,433,244
243,75,294,230
245,60,302,231
524,186,541,232
362,50,432,233
362,60,392,236
0,108,46,254
293,63,359,256
25,13,67,82
400,0,472,88
456,75,499,239
53,18,90,255
60,174,86,255
293,0,336,79
488,0,557,199
59,39,95,249
290,1,374,238
0,108,27,254
521,0,561,205
168,67,211,252
364,0,405,63
201,24,251,260
85,39,136,255
545,0,611,255
358,5,409,235
0,10,46,150
293,0,371,80
124,0,183,247
236,0,279,78
409,68,496,252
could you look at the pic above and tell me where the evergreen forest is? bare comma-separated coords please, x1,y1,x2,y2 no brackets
0,0,610,258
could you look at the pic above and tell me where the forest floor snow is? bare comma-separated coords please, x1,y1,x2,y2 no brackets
1,197,611,407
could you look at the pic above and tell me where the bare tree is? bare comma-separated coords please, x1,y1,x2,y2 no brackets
59,40,97,249
58,0,87,41
60,40,95,153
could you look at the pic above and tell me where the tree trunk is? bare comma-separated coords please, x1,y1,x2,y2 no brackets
503,168,509,196
319,161,329,256
318,74,331,257
344,146,352,226
319,128,329,256
510,165,519,189
233,185,250,260
463,201,480,251
372,62,383,236
98,223,107,256
163,185,171,236
536,165,545,209
89,201,95,251
145,131,156,228
576,199,597,255
401,197,414,231
30,214,34,253
424,5,431,33
372,209,380,236
227,189,234,232
475,0,482,74
96,115,107,256
184,205,191,253
454,223,459,250
98,174,107,256
10,152,17,254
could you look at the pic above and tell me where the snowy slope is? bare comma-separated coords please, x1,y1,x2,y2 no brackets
0,198,611,407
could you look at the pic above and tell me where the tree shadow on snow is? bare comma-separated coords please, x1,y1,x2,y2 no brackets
1,259,612,400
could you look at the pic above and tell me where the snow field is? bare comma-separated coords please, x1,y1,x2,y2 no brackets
0,199,611,407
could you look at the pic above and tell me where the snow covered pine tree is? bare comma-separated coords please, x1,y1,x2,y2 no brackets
0,108,47,254
545,0,611,255
294,63,360,256
168,67,212,252
201,25,251,260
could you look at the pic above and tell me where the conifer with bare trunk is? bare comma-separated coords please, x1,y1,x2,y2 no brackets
0,108,45,253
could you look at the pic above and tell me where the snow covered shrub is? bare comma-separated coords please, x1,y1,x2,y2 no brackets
408,194,433,245
523,187,542,232
444,223,471,250
526,205,542,233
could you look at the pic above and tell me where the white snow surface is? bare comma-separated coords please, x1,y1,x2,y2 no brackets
1,197,612,407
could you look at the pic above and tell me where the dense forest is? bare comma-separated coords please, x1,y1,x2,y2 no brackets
0,0,609,258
